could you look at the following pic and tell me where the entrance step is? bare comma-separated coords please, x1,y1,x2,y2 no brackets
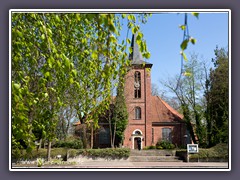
129,156,182,162
129,149,183,162
130,149,176,156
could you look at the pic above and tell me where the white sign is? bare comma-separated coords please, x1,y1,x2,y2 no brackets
187,144,198,154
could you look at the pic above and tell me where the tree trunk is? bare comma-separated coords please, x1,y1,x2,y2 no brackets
182,105,197,144
109,119,114,148
113,120,117,147
82,124,88,148
47,140,51,161
37,138,43,150
90,124,93,149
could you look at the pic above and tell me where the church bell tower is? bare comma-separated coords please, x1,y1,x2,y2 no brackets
123,33,153,149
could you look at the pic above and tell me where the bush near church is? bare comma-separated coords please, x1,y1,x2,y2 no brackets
189,143,228,162
143,141,175,150
175,143,228,162
156,140,175,149
53,136,83,149
12,147,130,162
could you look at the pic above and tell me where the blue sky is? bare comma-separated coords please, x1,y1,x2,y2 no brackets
120,11,229,95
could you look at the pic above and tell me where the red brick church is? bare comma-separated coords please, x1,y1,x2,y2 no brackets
121,34,187,149
75,34,189,149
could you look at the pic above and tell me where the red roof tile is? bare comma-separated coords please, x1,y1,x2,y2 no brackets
151,96,184,122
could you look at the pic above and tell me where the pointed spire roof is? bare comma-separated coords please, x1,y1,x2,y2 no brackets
129,33,144,62
129,33,153,68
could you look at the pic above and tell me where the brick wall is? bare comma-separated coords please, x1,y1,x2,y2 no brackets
123,65,186,149
145,68,153,147
123,67,147,149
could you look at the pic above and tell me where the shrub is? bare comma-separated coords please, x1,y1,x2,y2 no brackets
156,141,175,149
37,158,44,167
12,147,131,161
53,136,83,149
84,148,130,159
12,148,69,161
143,146,156,150
189,143,228,161
12,149,24,161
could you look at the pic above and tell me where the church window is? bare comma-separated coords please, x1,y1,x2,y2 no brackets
134,71,141,98
135,130,141,135
162,128,172,142
135,107,141,119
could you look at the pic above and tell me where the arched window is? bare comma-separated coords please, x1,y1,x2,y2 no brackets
135,130,141,135
135,107,141,119
134,71,141,98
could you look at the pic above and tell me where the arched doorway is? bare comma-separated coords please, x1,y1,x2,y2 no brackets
134,137,141,150
131,129,143,149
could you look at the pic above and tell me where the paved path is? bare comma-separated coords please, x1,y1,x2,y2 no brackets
12,161,229,169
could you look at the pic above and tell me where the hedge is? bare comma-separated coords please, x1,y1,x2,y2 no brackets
176,143,228,162
12,148,130,162
190,143,228,160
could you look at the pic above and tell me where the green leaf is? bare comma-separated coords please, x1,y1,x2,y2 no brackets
137,31,143,40
190,38,197,45
41,34,45,40
47,28,52,35
127,22,134,29
179,25,186,30
64,56,70,70
55,15,60,22
75,81,80,88
132,26,139,34
76,14,81,21
128,14,136,22
183,72,192,76
13,83,21,90
109,35,117,43
128,47,132,54
69,77,74,84
181,51,188,61
191,12,199,19
109,21,116,34
81,38,87,45
143,52,151,59
72,69,77,77
44,93,48,98
122,14,126,18
56,60,61,67
49,87,56,92
47,56,54,68
91,51,98,59
180,39,189,51
44,72,50,78
16,30,23,38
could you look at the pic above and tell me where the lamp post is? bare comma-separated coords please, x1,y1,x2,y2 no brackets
183,134,188,149
183,135,189,162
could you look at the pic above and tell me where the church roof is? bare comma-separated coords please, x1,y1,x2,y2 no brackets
151,96,184,122
129,33,153,67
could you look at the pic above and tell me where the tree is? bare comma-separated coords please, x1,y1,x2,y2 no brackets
55,105,77,141
205,47,229,147
11,12,199,154
110,69,128,147
162,53,208,146
11,13,151,155
151,83,160,96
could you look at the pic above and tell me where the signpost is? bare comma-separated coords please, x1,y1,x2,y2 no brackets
187,144,199,162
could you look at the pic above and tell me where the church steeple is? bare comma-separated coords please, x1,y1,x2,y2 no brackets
129,33,144,63
129,33,153,68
